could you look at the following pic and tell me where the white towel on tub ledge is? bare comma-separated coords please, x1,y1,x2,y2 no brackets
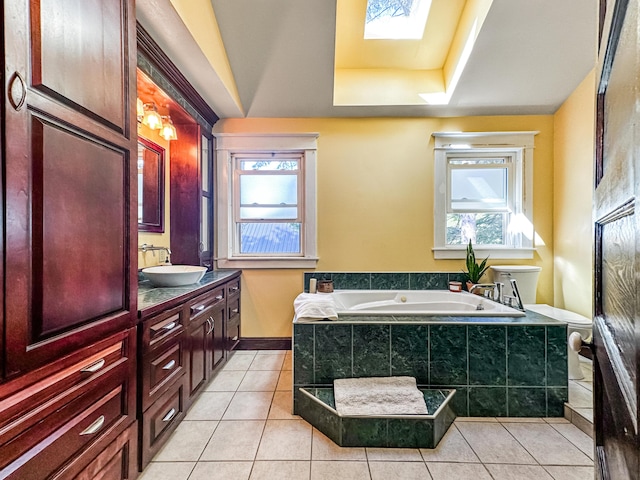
333,376,428,416
293,292,338,321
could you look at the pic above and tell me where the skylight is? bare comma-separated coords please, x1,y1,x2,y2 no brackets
364,0,432,40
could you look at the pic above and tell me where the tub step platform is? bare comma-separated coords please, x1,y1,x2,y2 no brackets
297,387,456,448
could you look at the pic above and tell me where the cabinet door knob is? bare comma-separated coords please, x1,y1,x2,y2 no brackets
162,359,177,370
80,358,106,374
230,308,239,314
80,415,105,436
162,408,177,422
8,72,26,111
232,336,238,341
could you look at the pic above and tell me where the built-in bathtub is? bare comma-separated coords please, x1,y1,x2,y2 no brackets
330,289,525,317
293,290,568,419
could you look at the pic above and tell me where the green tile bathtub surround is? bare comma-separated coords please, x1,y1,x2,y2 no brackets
468,325,507,386
390,325,429,383
409,273,449,290
547,325,569,386
352,324,391,377
508,387,547,417
547,387,569,417
388,419,434,448
328,273,371,290
314,324,353,383
508,326,546,386
468,387,507,417
370,273,410,290
341,417,388,447
298,389,341,444
293,325,315,385
445,386,469,417
430,325,468,386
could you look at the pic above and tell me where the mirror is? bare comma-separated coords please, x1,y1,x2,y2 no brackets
138,137,165,232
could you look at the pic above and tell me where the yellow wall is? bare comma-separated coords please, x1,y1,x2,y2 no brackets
552,70,595,318
138,123,172,268
214,115,555,338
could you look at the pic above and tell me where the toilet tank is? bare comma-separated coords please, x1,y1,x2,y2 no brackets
490,265,541,304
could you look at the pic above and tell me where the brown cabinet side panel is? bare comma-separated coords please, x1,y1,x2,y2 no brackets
35,117,127,336
30,0,128,133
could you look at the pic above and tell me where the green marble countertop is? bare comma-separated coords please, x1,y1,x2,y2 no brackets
138,269,241,318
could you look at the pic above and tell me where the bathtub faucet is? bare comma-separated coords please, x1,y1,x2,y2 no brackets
468,283,497,298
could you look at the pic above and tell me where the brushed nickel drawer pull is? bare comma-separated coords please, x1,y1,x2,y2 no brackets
215,295,223,301
206,317,214,335
191,305,206,314
232,336,238,341
162,408,176,422
81,358,106,373
163,321,177,331
80,415,105,435
230,308,239,314
230,286,239,291
162,360,176,370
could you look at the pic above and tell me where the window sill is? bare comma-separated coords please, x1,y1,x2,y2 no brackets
433,247,535,260
216,257,319,269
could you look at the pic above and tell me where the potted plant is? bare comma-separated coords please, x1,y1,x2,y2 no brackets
463,240,490,292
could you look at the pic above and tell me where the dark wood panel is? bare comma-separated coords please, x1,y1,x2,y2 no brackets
33,118,127,337
170,125,202,266
30,0,128,133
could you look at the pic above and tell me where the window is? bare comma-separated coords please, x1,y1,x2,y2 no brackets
214,133,319,268
432,131,538,259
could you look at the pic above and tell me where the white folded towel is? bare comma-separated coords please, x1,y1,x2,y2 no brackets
293,292,338,321
333,376,428,416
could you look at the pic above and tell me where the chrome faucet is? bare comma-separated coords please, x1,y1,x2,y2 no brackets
139,244,172,264
468,280,525,311
468,283,497,298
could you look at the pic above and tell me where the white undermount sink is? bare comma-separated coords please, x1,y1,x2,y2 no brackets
142,265,207,287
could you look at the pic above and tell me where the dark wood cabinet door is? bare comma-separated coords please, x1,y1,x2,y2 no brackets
211,307,225,370
186,315,208,401
593,0,640,478
3,0,137,378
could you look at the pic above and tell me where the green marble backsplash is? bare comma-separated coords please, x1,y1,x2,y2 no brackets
303,272,467,292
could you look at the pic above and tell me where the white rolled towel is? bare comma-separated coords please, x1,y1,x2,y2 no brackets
293,292,338,321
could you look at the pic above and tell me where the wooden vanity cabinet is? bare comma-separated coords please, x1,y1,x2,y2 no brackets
138,304,188,469
226,278,241,351
185,286,226,405
1,0,138,476
0,329,137,480
137,272,241,469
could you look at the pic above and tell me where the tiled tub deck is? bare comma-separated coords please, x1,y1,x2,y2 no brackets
293,313,568,419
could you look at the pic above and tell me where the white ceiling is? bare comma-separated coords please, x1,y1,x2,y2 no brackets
139,0,598,119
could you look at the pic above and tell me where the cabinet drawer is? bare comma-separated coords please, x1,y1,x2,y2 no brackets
228,296,240,321
227,315,241,351
141,379,185,469
141,340,185,411
189,286,225,321
0,329,135,448
1,366,133,479
226,278,241,297
141,304,186,354
54,421,138,480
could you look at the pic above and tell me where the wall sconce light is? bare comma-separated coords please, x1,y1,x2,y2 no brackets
159,116,178,141
141,102,163,130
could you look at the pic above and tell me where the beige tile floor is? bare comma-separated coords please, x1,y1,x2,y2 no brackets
140,350,595,480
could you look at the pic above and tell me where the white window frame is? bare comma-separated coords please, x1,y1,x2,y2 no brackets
432,131,538,260
214,133,319,268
